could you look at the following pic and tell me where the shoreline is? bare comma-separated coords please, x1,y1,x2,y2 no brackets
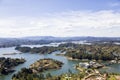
2,52,22,55
58,54,120,63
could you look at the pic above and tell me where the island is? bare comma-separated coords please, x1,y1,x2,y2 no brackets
30,58,63,72
15,46,58,54
12,58,63,80
0,57,26,75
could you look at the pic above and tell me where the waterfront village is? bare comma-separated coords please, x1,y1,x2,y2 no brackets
73,60,120,80
74,60,106,80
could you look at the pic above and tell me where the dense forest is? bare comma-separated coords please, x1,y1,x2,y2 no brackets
12,67,82,80
0,57,26,75
12,67,62,80
15,46,58,54
61,43,120,61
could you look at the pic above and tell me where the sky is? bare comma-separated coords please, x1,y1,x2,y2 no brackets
0,0,120,37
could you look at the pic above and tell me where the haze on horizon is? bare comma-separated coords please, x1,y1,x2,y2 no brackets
0,0,120,38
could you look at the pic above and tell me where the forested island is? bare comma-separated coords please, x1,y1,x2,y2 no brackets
0,57,26,75
15,46,58,54
30,58,63,72
12,58,63,80
15,43,120,61
62,43,120,61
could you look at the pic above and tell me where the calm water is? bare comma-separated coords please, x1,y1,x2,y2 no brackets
0,43,120,80
0,44,79,80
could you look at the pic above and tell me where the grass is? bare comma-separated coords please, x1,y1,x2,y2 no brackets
107,75,117,80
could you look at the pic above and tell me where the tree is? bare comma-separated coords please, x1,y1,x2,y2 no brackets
46,73,52,78
39,73,44,80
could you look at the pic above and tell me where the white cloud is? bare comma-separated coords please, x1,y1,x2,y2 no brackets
0,10,120,37
108,2,120,7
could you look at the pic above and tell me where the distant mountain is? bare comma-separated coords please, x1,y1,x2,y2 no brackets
21,36,88,41
21,36,120,41
0,36,120,48
22,36,55,40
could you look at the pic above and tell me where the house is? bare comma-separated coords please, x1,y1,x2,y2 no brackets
110,60,117,63
79,62,90,69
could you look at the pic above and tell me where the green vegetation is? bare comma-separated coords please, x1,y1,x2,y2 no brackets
12,42,120,80
60,43,120,61
107,75,117,80
0,57,26,75
12,67,120,80
12,67,86,80
12,68,43,80
105,73,120,80
15,46,58,54
16,43,120,61
12,58,64,80
11,57,120,80
15,46,31,53
30,58,63,72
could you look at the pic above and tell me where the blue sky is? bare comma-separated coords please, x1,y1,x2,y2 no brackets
0,0,120,37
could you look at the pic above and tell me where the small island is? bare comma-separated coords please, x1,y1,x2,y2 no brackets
30,58,63,72
12,58,64,80
0,57,26,75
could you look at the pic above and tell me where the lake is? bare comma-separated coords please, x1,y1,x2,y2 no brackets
0,44,79,80
0,43,120,80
